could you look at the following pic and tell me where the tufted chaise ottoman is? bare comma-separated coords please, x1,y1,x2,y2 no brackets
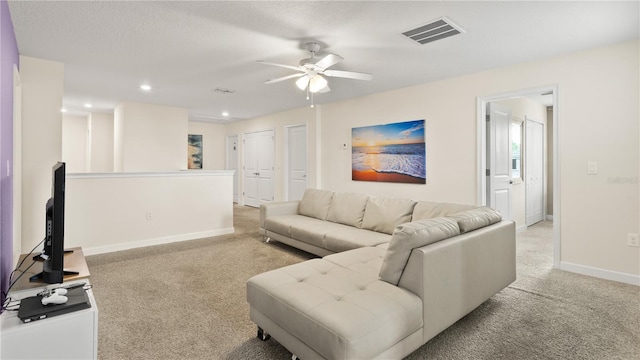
246,246,424,360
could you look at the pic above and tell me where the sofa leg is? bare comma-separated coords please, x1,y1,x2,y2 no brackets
265,237,271,243
292,355,300,360
257,327,271,341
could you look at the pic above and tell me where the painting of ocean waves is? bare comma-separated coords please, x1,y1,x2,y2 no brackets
352,143,426,179
351,119,426,183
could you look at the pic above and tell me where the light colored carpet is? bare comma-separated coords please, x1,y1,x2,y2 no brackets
86,205,640,359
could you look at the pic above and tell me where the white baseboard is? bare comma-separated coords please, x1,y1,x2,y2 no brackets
546,215,554,221
560,261,640,286
82,227,235,256
516,224,528,233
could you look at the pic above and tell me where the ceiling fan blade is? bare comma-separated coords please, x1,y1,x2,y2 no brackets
314,54,344,70
319,84,331,93
265,73,305,85
257,60,304,72
322,69,373,81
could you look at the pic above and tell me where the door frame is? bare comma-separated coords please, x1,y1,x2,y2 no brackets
284,123,308,201
476,84,560,268
225,134,239,203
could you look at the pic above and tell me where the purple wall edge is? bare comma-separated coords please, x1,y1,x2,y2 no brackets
1,0,19,311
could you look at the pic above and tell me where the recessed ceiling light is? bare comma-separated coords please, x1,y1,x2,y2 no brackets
84,103,93,108
222,111,229,117
140,84,151,91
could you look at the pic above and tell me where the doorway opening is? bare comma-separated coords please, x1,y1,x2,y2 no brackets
477,85,560,268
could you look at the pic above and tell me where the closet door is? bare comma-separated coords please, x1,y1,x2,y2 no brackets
526,120,544,225
243,129,274,207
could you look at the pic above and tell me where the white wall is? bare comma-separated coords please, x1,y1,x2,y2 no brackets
320,80,478,204
314,40,638,278
188,121,226,170
65,171,234,254
19,56,64,252
114,102,188,172
88,112,113,172
62,115,88,173
225,106,318,203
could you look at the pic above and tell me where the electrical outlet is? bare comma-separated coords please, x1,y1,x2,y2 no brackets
146,211,153,221
627,233,639,247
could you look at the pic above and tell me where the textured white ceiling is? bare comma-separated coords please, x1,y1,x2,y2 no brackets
8,1,639,122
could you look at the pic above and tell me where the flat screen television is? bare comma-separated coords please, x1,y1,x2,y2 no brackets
30,162,77,284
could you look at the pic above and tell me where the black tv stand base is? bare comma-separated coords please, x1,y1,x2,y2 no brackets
28,269,80,282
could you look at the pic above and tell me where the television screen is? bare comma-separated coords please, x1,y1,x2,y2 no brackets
30,162,76,284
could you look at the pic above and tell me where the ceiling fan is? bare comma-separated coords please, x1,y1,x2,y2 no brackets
259,42,373,95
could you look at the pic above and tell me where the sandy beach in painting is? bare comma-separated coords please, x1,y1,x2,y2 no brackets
352,169,425,183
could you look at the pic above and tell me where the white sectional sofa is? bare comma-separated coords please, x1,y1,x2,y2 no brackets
248,189,516,360
259,189,477,256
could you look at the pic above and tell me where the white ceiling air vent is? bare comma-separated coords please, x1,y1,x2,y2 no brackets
402,17,464,45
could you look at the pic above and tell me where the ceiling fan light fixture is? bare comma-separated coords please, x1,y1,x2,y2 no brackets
296,75,309,90
308,74,328,93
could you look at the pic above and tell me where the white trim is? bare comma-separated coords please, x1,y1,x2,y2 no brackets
546,215,554,221
560,261,640,286
477,84,560,269
82,228,235,256
516,224,528,233
67,170,235,179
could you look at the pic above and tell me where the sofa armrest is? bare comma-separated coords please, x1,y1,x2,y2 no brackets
259,201,300,230
397,220,515,344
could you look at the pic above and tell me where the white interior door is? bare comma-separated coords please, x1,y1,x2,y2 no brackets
287,125,307,201
257,130,275,204
243,129,274,207
526,119,544,225
226,135,239,203
487,103,512,220
244,132,259,207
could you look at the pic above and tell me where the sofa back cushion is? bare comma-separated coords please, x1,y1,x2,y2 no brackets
298,189,334,220
449,207,502,233
379,217,460,285
362,197,416,235
412,201,477,221
326,192,369,228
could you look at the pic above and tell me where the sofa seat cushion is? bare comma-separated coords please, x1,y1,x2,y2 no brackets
324,227,391,253
247,255,423,360
288,216,348,248
323,246,386,275
264,215,301,237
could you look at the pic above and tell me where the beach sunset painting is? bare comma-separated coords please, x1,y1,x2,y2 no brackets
352,119,426,183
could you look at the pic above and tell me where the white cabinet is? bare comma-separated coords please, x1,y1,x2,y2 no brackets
1,282,98,359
